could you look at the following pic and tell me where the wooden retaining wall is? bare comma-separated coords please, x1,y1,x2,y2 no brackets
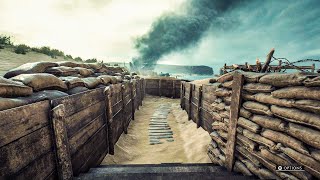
145,78,181,98
0,79,145,179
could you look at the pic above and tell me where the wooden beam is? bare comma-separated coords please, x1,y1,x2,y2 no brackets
197,86,202,128
159,79,162,97
121,85,127,134
261,48,275,73
51,104,73,180
225,71,244,172
104,87,114,155
172,80,176,98
130,82,135,120
188,83,192,120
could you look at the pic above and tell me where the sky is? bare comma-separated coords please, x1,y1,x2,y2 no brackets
0,0,319,73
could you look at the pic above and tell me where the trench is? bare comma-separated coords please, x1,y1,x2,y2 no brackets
101,95,211,164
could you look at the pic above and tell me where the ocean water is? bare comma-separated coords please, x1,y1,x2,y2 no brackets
176,75,215,81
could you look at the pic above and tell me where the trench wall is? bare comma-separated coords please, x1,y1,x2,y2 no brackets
145,78,181,98
181,71,320,179
0,79,145,179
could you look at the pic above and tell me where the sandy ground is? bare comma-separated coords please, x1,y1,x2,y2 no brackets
101,95,211,164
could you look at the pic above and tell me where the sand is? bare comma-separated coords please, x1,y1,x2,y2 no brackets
101,95,211,165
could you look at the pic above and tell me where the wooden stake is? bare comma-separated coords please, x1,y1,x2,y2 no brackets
197,86,202,128
225,71,244,171
104,87,115,155
261,48,275,73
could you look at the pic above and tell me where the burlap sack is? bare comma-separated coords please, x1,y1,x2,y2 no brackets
66,86,89,95
278,144,320,179
21,90,68,104
223,96,231,105
212,122,227,131
217,130,228,140
207,152,224,166
214,88,232,97
244,83,275,93
82,77,102,89
45,66,78,76
250,115,286,132
210,131,226,147
259,73,307,87
238,117,261,133
234,160,253,176
98,75,112,85
236,145,261,167
311,149,320,162
254,93,294,107
240,108,252,119
85,63,104,72
73,67,94,77
260,129,309,155
219,111,229,119
59,76,85,89
237,133,258,151
208,145,222,157
241,71,266,83
237,126,244,134
304,76,320,87
221,81,233,89
191,78,213,85
243,129,276,149
271,105,320,130
243,101,273,116
211,102,225,111
241,158,278,179
57,61,91,69
272,86,320,100
217,71,234,83
242,91,255,101
225,106,230,113
115,76,123,83
210,140,218,148
293,100,320,114
212,112,223,121
10,73,68,91
0,77,33,97
4,62,58,78
285,123,320,149
0,97,28,111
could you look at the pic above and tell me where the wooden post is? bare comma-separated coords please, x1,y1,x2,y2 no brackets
172,80,176,98
225,71,244,171
159,79,162,97
180,82,184,109
140,80,143,106
135,81,139,110
104,86,115,155
51,104,73,180
121,85,127,134
261,48,275,73
197,86,202,128
311,64,315,73
188,84,192,120
130,82,135,120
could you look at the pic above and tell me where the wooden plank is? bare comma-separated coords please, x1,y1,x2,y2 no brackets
65,101,105,138
69,114,105,155
188,83,193,120
0,126,53,176
225,71,244,171
130,82,135,120
51,104,73,179
104,86,114,155
159,79,161,96
51,88,104,117
197,86,203,128
0,100,50,148
121,84,127,134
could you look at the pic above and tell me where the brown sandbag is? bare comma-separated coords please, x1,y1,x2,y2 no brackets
254,93,294,107
66,86,89,95
207,152,224,166
242,91,255,101
221,81,233,89
236,145,261,167
271,105,320,130
225,106,230,113
211,102,225,111
238,117,260,133
210,131,226,147
73,67,94,77
4,62,58,78
250,115,286,132
98,75,112,85
234,160,253,176
237,126,244,134
243,101,273,116
20,90,68,104
219,111,229,119
59,76,85,89
214,88,232,97
222,96,231,105
45,66,78,76
210,140,218,148
259,73,307,87
212,122,227,131
82,77,102,89
241,158,279,179
214,98,223,103
243,129,276,149
285,123,320,149
260,129,310,155
114,76,123,83
278,144,320,179
241,71,266,83
0,98,29,111
57,61,91,68
208,145,222,157
191,78,213,85
272,86,320,100
239,108,252,119
212,112,223,121
217,71,234,83
217,130,228,140
304,76,320,87
85,63,104,72
311,149,320,162
10,73,67,91
0,77,33,97
293,99,320,115
243,83,275,93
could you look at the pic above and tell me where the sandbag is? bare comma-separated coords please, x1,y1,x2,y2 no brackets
217,130,228,140
304,76,320,87
285,123,320,149
278,144,320,179
222,96,231,105
238,117,260,133
59,76,85,89
243,101,273,116
208,152,224,166
271,105,320,130
214,88,232,97
0,97,29,111
191,78,213,85
212,122,227,131
212,112,223,121
115,76,123,83
259,73,307,87
293,100,320,114
311,149,320,162
210,131,226,147
225,106,230,113
208,145,222,157
241,159,279,179
211,102,225,111
217,71,234,83
57,61,91,68
239,108,252,119
11,73,67,91
241,71,266,83
4,62,58,78
221,81,233,89
243,129,276,149
234,160,253,176
210,140,218,148
243,83,275,93
67,86,89,95
242,91,255,101
85,63,104,72
0,77,33,97
219,111,229,119
254,93,294,107
21,90,68,104
250,115,286,132
82,77,102,89
98,75,114,85
45,66,78,76
236,145,261,167
260,129,309,155
272,86,320,100
73,67,94,77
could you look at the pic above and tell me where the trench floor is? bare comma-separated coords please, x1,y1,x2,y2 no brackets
101,95,211,165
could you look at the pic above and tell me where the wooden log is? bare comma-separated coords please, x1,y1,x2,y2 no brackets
121,84,127,134
51,104,73,180
225,71,244,171
104,87,114,155
261,48,275,73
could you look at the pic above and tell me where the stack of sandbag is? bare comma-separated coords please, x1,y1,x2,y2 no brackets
209,71,320,179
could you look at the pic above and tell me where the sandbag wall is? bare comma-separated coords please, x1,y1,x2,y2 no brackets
145,78,181,98
0,81,145,179
181,71,320,179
